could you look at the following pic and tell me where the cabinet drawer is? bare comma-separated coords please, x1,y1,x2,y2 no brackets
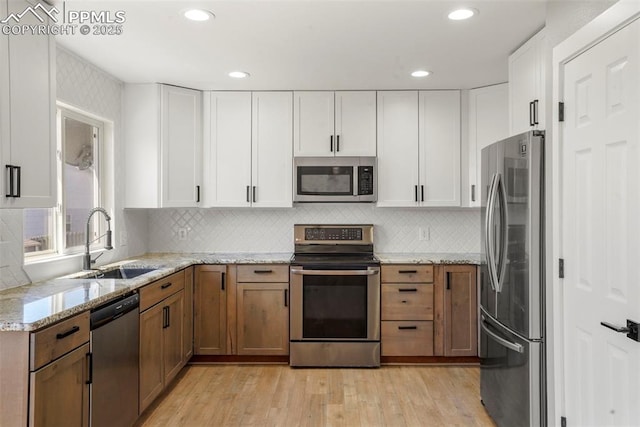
381,284,433,321
381,321,434,356
381,265,434,283
30,311,90,371
236,265,289,283
140,271,185,312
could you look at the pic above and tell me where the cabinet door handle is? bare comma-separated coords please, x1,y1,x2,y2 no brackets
162,306,168,328
446,272,451,290
284,289,288,307
471,184,476,202
330,135,333,152
86,352,93,385
221,272,225,291
414,185,418,202
336,135,340,152
56,325,80,339
252,186,256,203
161,282,172,289
254,269,273,274
533,99,539,125
246,185,250,203
398,326,418,330
529,101,535,126
167,306,170,327
398,270,417,274
421,185,424,202
196,185,200,203
14,166,20,197
398,288,418,292
5,165,14,197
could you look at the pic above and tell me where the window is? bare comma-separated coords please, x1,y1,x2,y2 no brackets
24,107,105,259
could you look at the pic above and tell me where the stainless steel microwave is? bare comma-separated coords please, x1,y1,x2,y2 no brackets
293,157,377,203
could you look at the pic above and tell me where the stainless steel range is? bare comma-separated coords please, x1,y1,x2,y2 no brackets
289,224,380,367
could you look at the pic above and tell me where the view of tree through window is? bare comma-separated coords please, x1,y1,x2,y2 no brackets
24,108,102,257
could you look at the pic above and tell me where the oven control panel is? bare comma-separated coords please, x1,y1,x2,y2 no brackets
294,224,373,244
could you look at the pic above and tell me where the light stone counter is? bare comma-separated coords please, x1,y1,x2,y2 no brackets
0,252,292,332
376,253,481,265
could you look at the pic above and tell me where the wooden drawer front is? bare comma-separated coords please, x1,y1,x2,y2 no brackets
381,321,434,356
31,311,90,370
381,284,433,321
140,271,185,312
236,265,289,283
381,265,434,283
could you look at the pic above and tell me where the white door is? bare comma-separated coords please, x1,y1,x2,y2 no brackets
334,91,377,157
562,18,640,426
204,92,252,207
419,90,460,207
376,91,419,207
251,92,293,208
293,91,335,157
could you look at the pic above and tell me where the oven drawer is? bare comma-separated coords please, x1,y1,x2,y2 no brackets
381,265,434,283
381,284,433,321
237,265,289,283
381,321,434,356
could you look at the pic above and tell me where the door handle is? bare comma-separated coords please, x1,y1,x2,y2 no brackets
471,184,476,202
196,185,200,203
533,99,539,125
601,320,640,342
495,173,509,293
529,101,535,127
481,318,524,353
485,173,499,292
330,135,333,152
446,272,451,290
85,352,93,385
221,272,225,291
246,185,250,203
414,185,418,202
336,135,340,152
421,185,424,202
284,289,288,307
252,186,256,203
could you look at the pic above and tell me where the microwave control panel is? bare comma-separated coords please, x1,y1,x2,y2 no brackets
358,166,374,195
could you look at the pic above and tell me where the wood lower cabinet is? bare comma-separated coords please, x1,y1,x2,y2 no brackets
183,266,194,361
194,265,227,355
139,270,187,414
29,343,90,427
436,265,478,357
381,265,435,356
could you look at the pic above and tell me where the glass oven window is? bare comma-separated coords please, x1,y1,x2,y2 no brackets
298,166,353,195
302,275,367,339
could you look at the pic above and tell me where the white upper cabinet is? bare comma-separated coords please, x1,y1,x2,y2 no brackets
124,84,202,208
203,92,252,207
508,28,546,136
0,0,56,208
419,91,460,206
377,91,461,207
294,91,376,157
466,83,509,208
204,91,293,208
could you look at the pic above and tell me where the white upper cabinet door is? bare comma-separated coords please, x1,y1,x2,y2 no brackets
467,84,508,207
419,90,460,207
251,92,293,208
161,85,203,208
294,91,335,157
203,92,252,207
376,91,419,207
334,91,377,157
1,0,56,208
509,29,546,136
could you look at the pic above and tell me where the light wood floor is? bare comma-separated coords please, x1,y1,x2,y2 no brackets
136,365,495,427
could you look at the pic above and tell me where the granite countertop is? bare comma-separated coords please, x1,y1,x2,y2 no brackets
0,252,292,332
376,252,481,265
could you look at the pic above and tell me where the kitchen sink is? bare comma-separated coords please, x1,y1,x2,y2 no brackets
92,267,158,279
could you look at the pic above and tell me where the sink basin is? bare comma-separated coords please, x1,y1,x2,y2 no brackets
93,267,158,279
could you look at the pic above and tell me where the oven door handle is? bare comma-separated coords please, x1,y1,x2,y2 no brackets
290,268,379,276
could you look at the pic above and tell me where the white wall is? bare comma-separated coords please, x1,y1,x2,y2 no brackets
147,205,480,254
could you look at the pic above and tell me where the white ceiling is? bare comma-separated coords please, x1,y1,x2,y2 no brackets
55,0,547,90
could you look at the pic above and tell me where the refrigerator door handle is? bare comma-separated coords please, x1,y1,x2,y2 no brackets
485,173,499,292
481,317,524,353
495,173,509,293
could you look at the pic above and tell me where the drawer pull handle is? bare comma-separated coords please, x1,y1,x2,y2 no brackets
161,282,172,289
398,270,417,274
398,288,417,292
56,326,80,339
401,300,408,304
398,326,418,330
254,269,273,274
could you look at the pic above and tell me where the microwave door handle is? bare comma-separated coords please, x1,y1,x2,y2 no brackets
495,173,509,293
485,173,499,292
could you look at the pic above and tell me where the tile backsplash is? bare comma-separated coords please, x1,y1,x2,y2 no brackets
147,205,480,254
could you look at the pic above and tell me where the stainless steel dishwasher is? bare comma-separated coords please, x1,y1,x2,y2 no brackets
90,293,140,427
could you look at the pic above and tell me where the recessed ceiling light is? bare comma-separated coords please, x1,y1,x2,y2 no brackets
411,70,431,78
448,8,477,20
183,9,214,21
228,71,250,79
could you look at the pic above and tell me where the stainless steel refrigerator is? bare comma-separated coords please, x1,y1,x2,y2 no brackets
479,130,545,427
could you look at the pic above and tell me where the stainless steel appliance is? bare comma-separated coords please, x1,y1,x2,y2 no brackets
480,130,545,427
90,293,140,427
293,157,376,202
290,224,380,367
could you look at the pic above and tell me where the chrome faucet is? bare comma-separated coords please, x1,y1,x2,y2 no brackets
83,207,113,270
